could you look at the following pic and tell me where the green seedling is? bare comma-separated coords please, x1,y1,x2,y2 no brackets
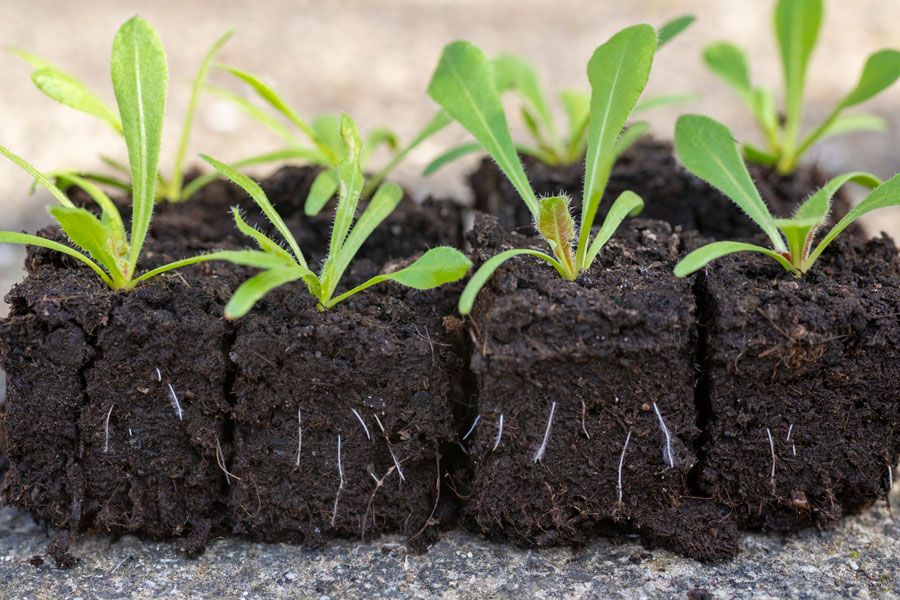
702,0,900,174
424,15,697,174
9,23,234,202
202,113,471,318
206,65,454,212
428,25,659,314
673,114,900,277
0,18,257,289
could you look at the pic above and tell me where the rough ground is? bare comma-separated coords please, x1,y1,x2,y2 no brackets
0,487,897,599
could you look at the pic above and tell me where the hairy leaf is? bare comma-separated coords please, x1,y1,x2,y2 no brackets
329,114,365,260
585,191,644,266
225,266,305,319
230,208,296,265
458,248,567,315
0,231,112,286
305,168,339,216
537,195,576,275
674,241,795,277
133,249,291,285
31,68,123,134
49,205,124,283
0,143,75,208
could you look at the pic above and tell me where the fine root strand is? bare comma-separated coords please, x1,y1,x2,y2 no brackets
492,413,504,452
617,429,632,508
167,383,183,421
580,399,590,439
351,408,371,440
215,438,240,484
766,427,776,491
786,423,794,442
532,401,557,463
296,407,303,466
103,405,114,454
331,434,344,527
373,412,405,481
652,401,675,468
463,414,480,441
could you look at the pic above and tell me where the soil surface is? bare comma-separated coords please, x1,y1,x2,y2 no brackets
694,233,900,532
469,137,858,240
459,213,737,561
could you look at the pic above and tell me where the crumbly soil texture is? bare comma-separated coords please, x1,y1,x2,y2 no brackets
469,137,858,240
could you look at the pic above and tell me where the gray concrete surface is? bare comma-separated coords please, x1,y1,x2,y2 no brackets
0,488,898,599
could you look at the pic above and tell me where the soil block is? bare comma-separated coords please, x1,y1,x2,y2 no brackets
459,213,738,561
694,234,900,531
469,137,855,240
227,261,463,550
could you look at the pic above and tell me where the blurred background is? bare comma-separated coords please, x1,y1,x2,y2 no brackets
2,0,900,300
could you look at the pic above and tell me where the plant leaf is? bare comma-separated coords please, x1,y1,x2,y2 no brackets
818,113,888,140
775,0,823,149
773,216,820,267
611,122,651,161
742,143,780,166
422,142,483,176
224,266,306,319
169,28,234,201
30,68,123,135
0,143,75,208
361,128,400,166
808,173,900,267
674,115,785,251
230,207,296,265
132,249,292,285
0,231,113,287
49,205,124,283
304,168,339,216
326,246,471,309
837,49,900,110
674,241,795,277
579,24,657,270
111,16,168,280
328,114,365,260
205,84,307,147
427,41,539,216
48,171,126,235
559,88,590,156
537,195,576,276
458,248,567,315
657,15,695,47
633,92,700,113
493,53,558,143
200,154,307,268
702,43,755,107
585,191,644,266
793,171,880,223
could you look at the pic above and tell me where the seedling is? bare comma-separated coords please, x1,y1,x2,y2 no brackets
207,64,454,212
202,113,471,318
0,18,265,290
428,25,659,314
702,0,900,174
673,114,900,277
424,15,697,174
9,21,233,202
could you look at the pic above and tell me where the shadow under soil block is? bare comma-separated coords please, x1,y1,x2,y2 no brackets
0,242,243,556
469,137,855,241
459,214,738,561
227,273,462,550
695,234,900,531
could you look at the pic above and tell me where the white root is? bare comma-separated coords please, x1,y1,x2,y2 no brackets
580,399,590,439
103,405,114,453
792,443,796,456
766,427,776,490
652,402,675,468
373,413,406,481
296,407,303,466
463,415,481,441
532,401,557,463
167,384,183,421
617,429,632,507
786,423,794,442
155,367,162,382
492,413,504,452
350,408,370,440
331,434,344,527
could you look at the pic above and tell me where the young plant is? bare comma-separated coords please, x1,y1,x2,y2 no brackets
427,25,659,314
201,113,471,318
9,22,234,202
702,0,900,174
0,18,264,290
424,15,697,174
672,114,900,277
205,65,454,212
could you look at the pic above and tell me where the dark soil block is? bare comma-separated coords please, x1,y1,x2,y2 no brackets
227,262,462,549
469,137,855,241
458,213,738,560
694,234,900,531
0,238,244,554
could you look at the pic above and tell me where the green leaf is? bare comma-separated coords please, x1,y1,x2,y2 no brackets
7,46,54,69
320,181,403,303
773,216,820,267
559,88,590,157
657,15,695,47
224,266,305,319
775,0,823,153
47,171,125,235
611,122,651,161
30,68,123,135
837,49,900,110
205,85,307,148
132,249,291,285
493,54,558,146
111,16,168,281
329,114,366,260
168,28,234,201
674,115,785,251
458,248,567,315
537,195,576,277
0,231,113,287
422,142,483,176
0,143,75,208
808,173,900,267
326,246,471,309
361,128,400,166
49,205,124,284
818,113,888,141
674,241,795,277
579,24,657,270
585,191,644,266
230,207,296,265
427,41,538,216
311,114,345,160
702,43,754,107
742,143,780,166
200,154,307,268
793,171,880,223
633,92,701,113
305,168,339,216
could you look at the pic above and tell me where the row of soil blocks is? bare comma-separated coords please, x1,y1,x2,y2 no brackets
1,151,897,561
